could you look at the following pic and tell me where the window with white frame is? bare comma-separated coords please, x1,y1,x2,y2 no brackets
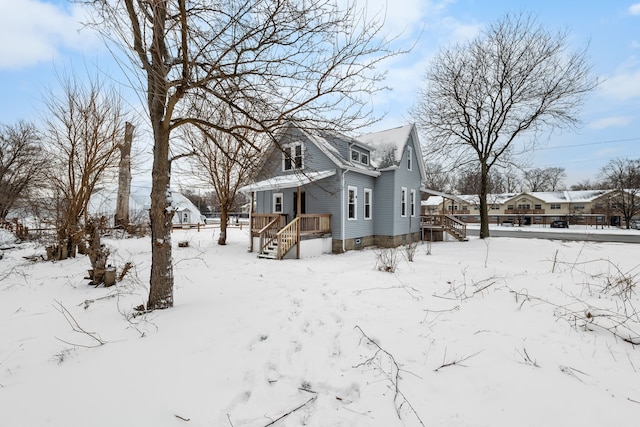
283,143,303,171
364,188,372,220
410,189,416,216
407,146,413,171
550,204,561,210
273,193,283,213
350,149,360,162
360,152,369,165
401,187,407,217
347,186,357,220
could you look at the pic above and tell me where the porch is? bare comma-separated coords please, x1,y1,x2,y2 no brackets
249,213,332,259
421,214,468,242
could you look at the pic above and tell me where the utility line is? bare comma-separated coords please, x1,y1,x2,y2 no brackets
536,137,640,151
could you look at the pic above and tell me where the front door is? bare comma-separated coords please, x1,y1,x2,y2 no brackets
293,191,306,217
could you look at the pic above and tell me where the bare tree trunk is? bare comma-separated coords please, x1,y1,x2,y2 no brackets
115,122,133,228
147,126,174,310
479,162,490,239
218,209,228,245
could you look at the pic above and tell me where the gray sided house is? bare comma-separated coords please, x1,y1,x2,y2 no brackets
240,123,426,258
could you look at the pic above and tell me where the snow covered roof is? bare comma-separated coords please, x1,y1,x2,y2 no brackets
88,189,146,217
239,169,337,193
301,129,379,177
356,124,414,169
506,190,612,204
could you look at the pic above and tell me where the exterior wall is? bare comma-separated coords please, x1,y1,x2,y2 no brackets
341,172,376,240
374,136,422,238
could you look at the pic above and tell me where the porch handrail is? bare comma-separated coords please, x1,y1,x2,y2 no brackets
421,214,467,240
443,214,467,238
275,217,300,259
258,217,281,254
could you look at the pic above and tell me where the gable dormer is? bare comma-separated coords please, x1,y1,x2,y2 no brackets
349,145,371,166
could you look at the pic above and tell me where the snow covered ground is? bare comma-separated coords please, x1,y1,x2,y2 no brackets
1,227,639,426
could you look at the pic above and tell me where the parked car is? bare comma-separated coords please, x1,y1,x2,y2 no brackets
550,220,569,228
630,220,640,230
501,220,514,227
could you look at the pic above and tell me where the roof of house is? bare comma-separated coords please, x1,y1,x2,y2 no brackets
356,124,414,169
505,190,612,204
239,169,337,193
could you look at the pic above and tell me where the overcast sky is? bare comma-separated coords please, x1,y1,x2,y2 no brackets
1,0,639,187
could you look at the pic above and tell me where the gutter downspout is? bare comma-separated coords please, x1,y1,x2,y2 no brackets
341,169,349,253
249,191,255,252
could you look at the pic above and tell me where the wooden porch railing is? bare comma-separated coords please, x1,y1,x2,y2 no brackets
258,217,282,255
275,217,300,259
251,213,287,235
299,213,331,233
421,214,467,241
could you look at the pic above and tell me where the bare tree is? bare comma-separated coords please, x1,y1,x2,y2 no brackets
599,158,640,228
569,179,609,191
115,122,134,228
43,74,128,259
181,113,263,245
80,0,398,310
423,162,451,192
412,13,597,238
523,167,566,192
0,121,45,220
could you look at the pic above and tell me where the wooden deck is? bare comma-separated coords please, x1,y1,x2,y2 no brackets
421,214,467,241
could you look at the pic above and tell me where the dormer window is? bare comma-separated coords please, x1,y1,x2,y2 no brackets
350,147,370,166
283,142,303,171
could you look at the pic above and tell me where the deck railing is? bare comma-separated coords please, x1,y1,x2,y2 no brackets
258,217,281,255
275,217,300,259
421,214,467,240
251,214,287,236
298,213,332,233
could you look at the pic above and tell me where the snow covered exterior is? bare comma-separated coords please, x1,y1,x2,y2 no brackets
241,123,427,253
170,192,205,226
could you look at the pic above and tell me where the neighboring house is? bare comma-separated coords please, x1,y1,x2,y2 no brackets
240,123,427,258
89,188,204,227
170,192,205,227
423,189,638,226
88,189,148,226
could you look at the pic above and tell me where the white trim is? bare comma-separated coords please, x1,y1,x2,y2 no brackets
401,187,407,217
273,193,283,213
364,188,373,220
347,186,358,220
407,146,413,171
410,189,416,217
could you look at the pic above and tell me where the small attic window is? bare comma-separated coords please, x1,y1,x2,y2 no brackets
283,142,303,171
351,148,369,165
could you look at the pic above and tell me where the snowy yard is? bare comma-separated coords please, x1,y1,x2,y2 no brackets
1,227,639,426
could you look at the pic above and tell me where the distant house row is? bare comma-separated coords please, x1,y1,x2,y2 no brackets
422,189,639,227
